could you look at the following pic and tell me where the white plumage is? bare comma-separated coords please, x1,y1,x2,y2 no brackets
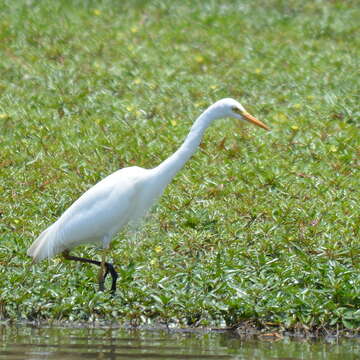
27,98,269,293
28,167,149,261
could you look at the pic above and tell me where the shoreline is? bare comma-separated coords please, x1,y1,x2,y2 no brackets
1,319,359,340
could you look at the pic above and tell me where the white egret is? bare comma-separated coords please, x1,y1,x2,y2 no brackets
27,98,270,293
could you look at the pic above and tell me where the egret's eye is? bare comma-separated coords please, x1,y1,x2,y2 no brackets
232,106,242,114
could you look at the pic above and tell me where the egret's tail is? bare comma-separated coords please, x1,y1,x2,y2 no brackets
27,224,60,262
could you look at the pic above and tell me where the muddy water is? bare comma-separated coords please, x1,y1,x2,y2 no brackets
0,325,359,359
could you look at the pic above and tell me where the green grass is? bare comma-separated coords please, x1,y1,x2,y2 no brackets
0,0,359,332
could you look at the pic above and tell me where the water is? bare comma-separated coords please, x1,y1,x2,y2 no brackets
0,325,359,360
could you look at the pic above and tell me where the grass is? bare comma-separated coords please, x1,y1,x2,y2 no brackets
0,0,359,332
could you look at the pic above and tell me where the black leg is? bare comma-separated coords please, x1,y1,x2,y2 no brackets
62,250,118,294
105,262,118,294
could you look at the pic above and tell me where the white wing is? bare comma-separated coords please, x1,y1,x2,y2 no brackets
27,166,150,262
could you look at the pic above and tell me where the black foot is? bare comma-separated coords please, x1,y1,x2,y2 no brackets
104,262,118,295
62,251,118,294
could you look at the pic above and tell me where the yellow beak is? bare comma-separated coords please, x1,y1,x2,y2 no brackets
242,111,270,131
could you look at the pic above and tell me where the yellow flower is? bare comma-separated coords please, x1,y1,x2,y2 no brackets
0,114,9,119
154,246,162,253
93,9,101,16
330,145,337,152
210,85,218,90
171,120,177,126
133,78,141,85
126,105,135,112
293,103,302,110
291,125,299,131
195,55,204,63
275,113,287,122
254,68,262,74
131,26,138,33
195,101,206,109
150,259,157,265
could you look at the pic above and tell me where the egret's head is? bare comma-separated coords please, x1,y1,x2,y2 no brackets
213,98,270,131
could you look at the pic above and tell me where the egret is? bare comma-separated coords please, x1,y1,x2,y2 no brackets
27,98,269,294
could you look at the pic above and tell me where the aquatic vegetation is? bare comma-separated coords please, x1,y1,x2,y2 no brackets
0,0,359,332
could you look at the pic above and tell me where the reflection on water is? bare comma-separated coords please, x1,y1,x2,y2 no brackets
0,325,359,360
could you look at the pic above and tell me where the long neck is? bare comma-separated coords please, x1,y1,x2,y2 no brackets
153,107,218,186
